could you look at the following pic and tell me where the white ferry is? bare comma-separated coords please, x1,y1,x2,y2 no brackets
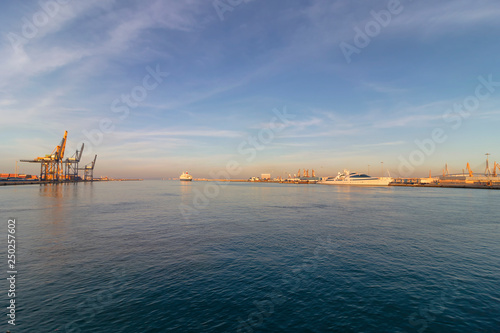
179,171,193,181
319,170,392,186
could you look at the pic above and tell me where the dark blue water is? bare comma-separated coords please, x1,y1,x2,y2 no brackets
1,181,499,332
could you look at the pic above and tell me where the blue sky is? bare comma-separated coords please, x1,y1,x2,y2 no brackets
1,0,499,178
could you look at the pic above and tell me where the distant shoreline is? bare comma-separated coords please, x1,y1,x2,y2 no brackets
0,179,143,186
2,178,499,190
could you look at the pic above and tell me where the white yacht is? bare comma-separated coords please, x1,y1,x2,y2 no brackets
179,171,193,181
319,170,392,186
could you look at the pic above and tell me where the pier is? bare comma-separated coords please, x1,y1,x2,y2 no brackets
0,180,45,186
389,181,500,190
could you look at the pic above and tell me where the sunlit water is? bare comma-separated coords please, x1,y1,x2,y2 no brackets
1,181,499,332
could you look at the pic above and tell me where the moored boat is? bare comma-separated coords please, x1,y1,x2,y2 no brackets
319,170,392,186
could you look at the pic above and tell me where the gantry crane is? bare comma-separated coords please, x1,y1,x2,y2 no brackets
80,155,97,181
21,131,68,181
64,143,84,181
493,162,499,177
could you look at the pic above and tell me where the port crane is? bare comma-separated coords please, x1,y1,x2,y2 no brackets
493,161,499,177
64,143,84,181
21,131,68,181
466,162,473,177
443,163,449,177
80,155,97,181
484,153,492,176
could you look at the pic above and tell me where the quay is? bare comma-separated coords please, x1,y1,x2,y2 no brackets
195,179,318,184
0,178,143,186
1,180,46,186
390,182,500,189
391,176,500,189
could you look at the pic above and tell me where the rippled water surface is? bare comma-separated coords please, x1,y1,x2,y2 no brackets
1,181,499,332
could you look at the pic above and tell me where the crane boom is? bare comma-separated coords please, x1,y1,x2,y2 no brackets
77,143,84,161
466,162,473,177
58,131,68,161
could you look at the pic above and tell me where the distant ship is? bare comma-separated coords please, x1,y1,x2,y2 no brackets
319,170,392,186
179,171,193,181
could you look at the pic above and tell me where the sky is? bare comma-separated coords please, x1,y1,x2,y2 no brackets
1,0,499,179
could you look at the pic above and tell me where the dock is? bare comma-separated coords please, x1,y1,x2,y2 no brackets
195,179,318,184
0,180,44,186
390,176,500,189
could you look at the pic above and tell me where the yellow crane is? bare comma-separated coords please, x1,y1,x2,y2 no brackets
21,131,68,181
466,162,473,177
58,131,67,163
494,162,499,177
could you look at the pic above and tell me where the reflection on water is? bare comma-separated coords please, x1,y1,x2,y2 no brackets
38,184,67,227
39,183,63,198
31,183,99,267
180,180,193,188
38,182,95,199
179,180,194,208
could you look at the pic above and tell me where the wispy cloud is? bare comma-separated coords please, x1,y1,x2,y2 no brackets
0,0,206,91
0,99,17,107
374,114,443,129
353,141,406,148
399,1,500,29
362,81,408,94
111,128,243,141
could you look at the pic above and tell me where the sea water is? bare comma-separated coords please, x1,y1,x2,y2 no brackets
1,181,499,332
